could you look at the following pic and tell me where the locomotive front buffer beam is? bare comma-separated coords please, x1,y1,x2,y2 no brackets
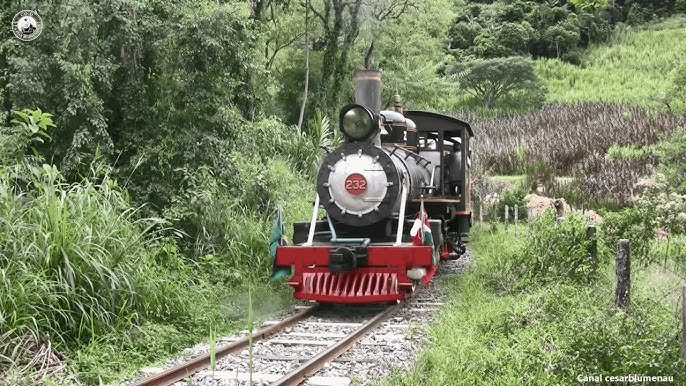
275,245,434,304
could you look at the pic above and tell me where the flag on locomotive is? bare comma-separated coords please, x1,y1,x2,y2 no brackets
270,205,290,280
410,200,433,247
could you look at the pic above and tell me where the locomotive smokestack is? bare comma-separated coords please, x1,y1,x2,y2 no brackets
354,70,382,146
354,70,381,115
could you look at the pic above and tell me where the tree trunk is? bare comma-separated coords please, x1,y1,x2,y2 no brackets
317,1,342,112
364,41,374,70
297,0,310,131
329,0,362,108
483,96,494,109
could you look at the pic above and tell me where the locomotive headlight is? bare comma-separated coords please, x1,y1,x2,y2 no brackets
340,104,376,140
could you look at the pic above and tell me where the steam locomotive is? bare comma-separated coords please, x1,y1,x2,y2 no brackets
274,70,473,304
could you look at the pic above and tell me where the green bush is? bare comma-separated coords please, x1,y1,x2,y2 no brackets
163,151,313,283
530,285,681,380
655,127,686,193
495,185,529,222
507,211,596,287
283,111,341,178
605,144,647,161
560,297,682,378
601,172,686,266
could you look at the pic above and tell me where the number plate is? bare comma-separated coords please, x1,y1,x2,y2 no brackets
344,173,367,196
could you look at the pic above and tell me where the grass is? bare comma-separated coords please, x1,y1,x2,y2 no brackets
386,218,685,385
63,282,293,385
489,175,525,185
0,164,171,346
537,16,686,109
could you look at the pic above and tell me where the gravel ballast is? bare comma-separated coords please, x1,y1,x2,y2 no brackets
127,251,474,386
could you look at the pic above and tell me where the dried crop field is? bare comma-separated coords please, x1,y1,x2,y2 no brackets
466,103,686,206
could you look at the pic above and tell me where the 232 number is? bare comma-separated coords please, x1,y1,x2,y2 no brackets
345,180,366,190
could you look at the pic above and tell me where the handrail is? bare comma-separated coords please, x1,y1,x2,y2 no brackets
304,194,320,246
394,184,408,246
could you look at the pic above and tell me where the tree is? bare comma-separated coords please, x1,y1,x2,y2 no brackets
2,0,119,179
447,56,544,109
374,0,458,111
358,0,419,69
570,0,610,10
494,21,535,56
307,0,418,115
309,0,363,114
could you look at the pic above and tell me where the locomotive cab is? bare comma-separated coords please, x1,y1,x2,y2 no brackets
406,111,473,242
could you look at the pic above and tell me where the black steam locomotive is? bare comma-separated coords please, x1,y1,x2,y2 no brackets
275,70,473,304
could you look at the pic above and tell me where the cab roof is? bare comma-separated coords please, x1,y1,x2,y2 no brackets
404,111,474,138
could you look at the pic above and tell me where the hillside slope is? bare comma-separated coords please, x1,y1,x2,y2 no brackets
537,16,686,108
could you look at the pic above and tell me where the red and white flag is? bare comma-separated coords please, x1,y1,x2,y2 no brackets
410,199,432,246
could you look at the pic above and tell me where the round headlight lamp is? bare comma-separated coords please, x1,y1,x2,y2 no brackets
339,104,377,141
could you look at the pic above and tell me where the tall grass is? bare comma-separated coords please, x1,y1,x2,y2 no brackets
0,164,170,345
469,103,686,206
0,159,306,383
0,108,314,383
0,161,213,383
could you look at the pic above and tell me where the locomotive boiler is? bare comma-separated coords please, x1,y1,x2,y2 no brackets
274,70,473,304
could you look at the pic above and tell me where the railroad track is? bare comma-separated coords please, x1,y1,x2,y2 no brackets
129,256,472,386
132,302,423,386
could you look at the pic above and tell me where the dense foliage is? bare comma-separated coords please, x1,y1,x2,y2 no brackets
449,0,683,62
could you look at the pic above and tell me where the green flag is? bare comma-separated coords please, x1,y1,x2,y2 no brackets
270,206,291,280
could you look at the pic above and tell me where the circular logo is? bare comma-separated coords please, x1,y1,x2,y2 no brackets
12,10,43,41
344,173,367,196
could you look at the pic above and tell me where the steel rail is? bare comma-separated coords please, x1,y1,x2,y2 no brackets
131,305,318,386
269,301,404,386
